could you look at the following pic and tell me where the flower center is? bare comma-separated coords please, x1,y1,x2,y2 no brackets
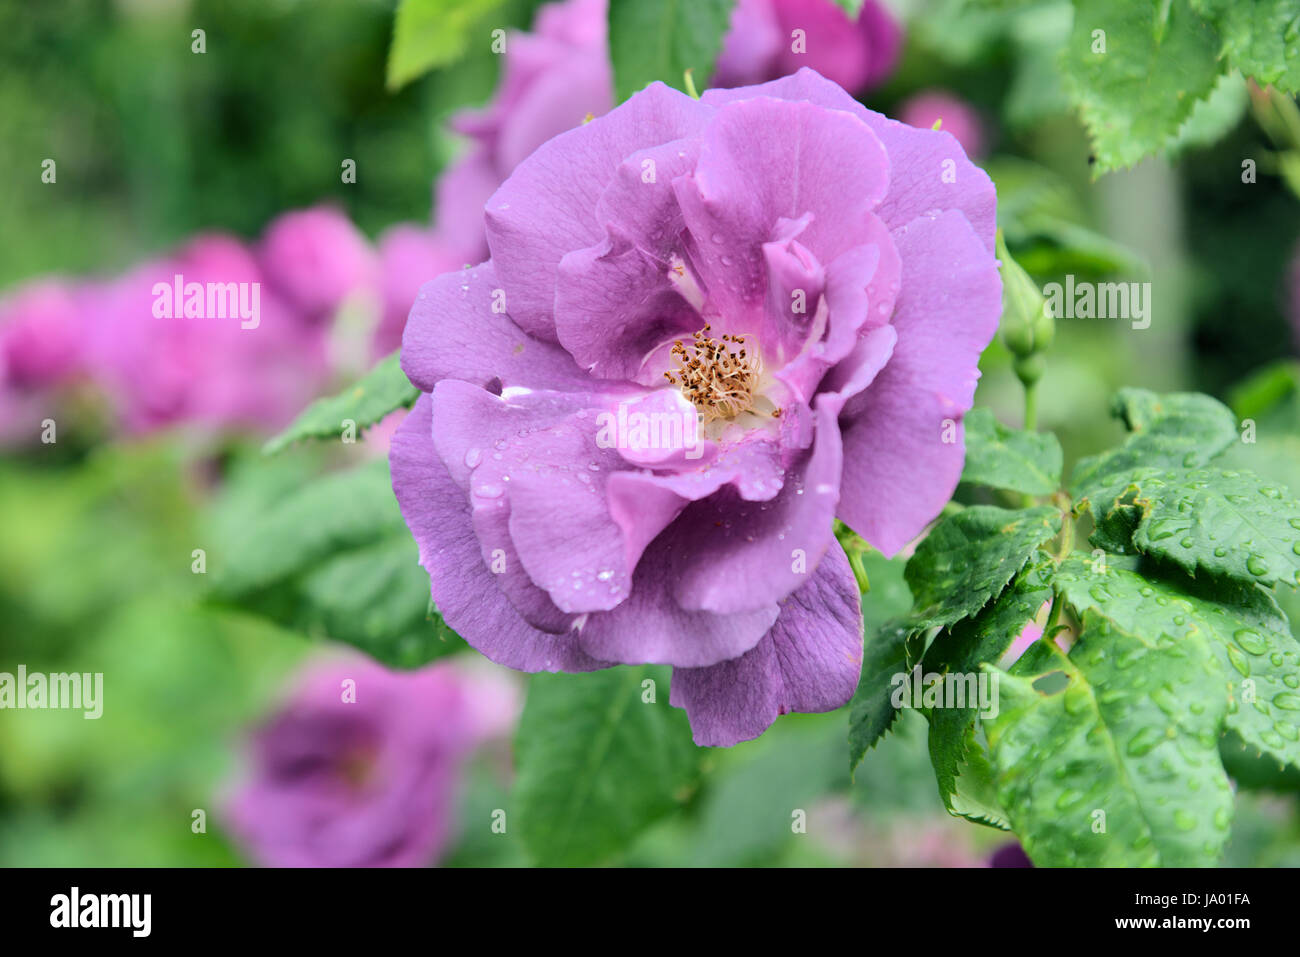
336,745,379,791
664,325,762,424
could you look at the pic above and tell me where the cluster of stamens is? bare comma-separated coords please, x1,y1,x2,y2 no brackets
664,325,761,423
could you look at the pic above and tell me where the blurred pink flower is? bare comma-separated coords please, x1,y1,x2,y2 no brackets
713,0,903,95
0,280,87,389
226,657,518,868
87,234,330,435
258,206,380,322
999,600,1075,668
434,0,612,262
0,279,91,444
898,90,986,158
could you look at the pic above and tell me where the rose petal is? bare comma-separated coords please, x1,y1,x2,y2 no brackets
669,539,863,746
390,395,608,672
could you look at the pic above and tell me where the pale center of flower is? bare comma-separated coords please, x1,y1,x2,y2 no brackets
664,325,770,425
337,745,379,791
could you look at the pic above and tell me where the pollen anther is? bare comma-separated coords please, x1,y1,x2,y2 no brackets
664,325,762,423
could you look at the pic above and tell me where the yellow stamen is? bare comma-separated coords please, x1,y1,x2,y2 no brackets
664,325,762,424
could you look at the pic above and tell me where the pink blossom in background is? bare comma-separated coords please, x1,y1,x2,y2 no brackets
361,408,410,459
257,206,380,323
87,234,330,435
428,0,903,267
999,611,1046,667
899,90,986,158
0,207,411,443
226,657,518,868
0,280,91,444
433,0,613,262
713,0,903,95
0,280,87,390
998,600,1075,668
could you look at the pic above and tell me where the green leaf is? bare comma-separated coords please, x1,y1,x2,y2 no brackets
848,619,914,771
608,0,735,102
856,505,1058,785
1089,466,1300,589
1220,731,1300,792
922,561,1054,827
210,459,403,596
387,0,508,91
904,505,1062,630
1055,552,1300,768
986,612,1233,866
1192,0,1300,93
1169,70,1250,154
928,707,1011,830
299,536,465,668
1227,359,1300,422
961,407,1063,495
1070,388,1239,502
830,0,866,16
264,351,418,454
847,551,915,769
1060,0,1225,173
207,458,458,668
513,667,701,866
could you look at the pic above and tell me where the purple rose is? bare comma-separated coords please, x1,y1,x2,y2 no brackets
258,206,380,323
433,0,613,262
392,69,999,746
226,658,517,868
430,0,903,262
713,0,903,95
899,90,986,159
989,842,1033,867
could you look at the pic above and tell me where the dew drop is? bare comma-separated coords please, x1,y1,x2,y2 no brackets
1126,726,1165,757
473,482,504,500
1234,629,1267,656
